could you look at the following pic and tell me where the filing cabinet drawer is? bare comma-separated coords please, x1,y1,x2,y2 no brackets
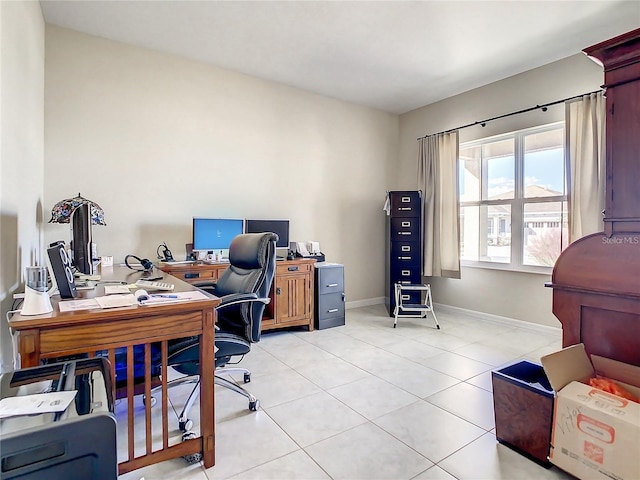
390,241,421,266
316,292,345,320
317,267,344,295
390,266,421,285
390,217,420,242
395,290,422,305
390,191,421,217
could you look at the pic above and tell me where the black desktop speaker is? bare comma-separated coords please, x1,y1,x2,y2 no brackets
47,243,78,299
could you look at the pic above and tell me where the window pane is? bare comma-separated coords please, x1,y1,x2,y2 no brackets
460,205,479,261
459,145,480,202
487,204,511,263
523,201,568,267
484,139,514,200
524,128,565,197
460,204,511,263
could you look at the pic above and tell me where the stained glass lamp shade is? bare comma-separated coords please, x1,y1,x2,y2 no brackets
49,193,106,226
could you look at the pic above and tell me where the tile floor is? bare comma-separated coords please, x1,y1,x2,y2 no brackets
119,304,576,480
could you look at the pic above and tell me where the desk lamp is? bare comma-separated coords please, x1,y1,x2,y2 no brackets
49,193,106,274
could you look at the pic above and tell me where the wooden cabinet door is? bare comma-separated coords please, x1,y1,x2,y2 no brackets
274,271,312,324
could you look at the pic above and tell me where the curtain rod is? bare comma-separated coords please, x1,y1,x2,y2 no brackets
417,89,603,140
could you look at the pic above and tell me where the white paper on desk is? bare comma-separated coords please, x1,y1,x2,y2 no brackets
95,294,137,309
58,298,100,312
139,290,210,306
0,391,77,419
104,285,131,295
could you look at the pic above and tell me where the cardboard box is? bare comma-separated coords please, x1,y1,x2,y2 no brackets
541,344,640,480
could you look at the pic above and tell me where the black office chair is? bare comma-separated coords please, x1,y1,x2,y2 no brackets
160,232,278,435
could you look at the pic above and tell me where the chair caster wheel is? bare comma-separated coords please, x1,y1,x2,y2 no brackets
179,419,194,432
437,325,440,330
143,396,157,407
183,452,202,464
393,324,397,328
249,400,259,411
181,431,202,464
244,372,251,383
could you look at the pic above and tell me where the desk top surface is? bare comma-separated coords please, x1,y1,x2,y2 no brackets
9,266,219,330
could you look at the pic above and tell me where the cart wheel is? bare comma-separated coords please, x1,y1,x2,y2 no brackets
244,372,251,383
179,419,194,432
181,431,202,464
249,400,259,411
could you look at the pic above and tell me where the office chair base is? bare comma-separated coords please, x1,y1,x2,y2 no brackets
215,373,259,411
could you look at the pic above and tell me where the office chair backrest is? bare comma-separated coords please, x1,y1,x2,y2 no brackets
214,232,277,343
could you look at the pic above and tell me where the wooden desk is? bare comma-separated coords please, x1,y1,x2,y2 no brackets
160,258,316,332
7,266,219,474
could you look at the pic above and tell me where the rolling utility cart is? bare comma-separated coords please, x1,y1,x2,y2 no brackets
392,283,439,329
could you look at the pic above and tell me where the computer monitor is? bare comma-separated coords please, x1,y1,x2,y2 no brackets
245,219,289,248
192,218,244,252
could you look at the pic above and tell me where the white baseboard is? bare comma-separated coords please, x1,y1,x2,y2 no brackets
348,297,560,334
433,303,561,335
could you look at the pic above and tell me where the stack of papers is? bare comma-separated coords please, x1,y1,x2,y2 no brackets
0,391,77,419
57,290,211,312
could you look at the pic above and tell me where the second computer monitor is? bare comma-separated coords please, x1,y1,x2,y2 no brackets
245,219,289,248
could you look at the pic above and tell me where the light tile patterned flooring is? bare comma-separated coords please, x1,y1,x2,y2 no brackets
119,304,575,480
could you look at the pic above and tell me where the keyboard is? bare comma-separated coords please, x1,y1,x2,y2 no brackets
135,279,175,291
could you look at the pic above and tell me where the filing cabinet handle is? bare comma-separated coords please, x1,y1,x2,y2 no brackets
401,295,410,300
398,256,411,260
327,283,338,287
401,246,411,252
398,232,411,235
328,309,339,313
401,270,410,276
288,266,299,271
276,287,281,295
401,197,411,202
398,207,412,211
401,221,411,227
184,272,200,279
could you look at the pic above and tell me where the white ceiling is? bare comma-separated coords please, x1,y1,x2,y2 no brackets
40,1,640,114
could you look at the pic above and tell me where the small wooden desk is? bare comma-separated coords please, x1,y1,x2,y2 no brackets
8,266,219,474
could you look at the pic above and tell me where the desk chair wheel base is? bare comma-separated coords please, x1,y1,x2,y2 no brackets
181,431,202,464
249,399,259,411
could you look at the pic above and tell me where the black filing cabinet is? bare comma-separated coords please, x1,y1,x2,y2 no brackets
386,191,422,317
314,263,345,329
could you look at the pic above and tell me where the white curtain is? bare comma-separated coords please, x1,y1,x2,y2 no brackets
417,131,460,278
565,91,606,242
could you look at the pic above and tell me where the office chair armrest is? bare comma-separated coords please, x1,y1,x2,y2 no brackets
194,281,217,292
216,293,271,311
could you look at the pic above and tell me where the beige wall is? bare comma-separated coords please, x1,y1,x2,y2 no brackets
44,26,398,306
397,54,604,327
0,1,46,371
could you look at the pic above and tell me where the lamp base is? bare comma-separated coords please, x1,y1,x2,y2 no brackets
21,286,53,316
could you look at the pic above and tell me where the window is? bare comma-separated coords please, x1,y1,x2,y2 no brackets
459,123,568,270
